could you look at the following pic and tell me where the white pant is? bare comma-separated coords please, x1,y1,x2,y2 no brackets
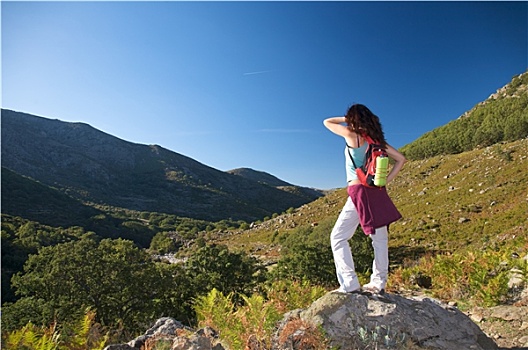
330,196,389,292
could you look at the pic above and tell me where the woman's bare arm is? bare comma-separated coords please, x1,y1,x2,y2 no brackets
323,117,349,137
323,117,359,146
385,144,406,184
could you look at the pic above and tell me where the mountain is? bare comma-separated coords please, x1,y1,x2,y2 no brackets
1,109,323,222
1,167,101,228
3,71,527,348
227,168,292,187
228,167,326,201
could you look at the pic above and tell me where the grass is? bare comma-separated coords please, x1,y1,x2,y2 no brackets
5,139,527,350
211,138,528,308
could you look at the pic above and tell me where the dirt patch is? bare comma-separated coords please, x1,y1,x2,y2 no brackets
466,298,528,350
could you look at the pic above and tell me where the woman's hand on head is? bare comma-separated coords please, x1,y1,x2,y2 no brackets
324,117,350,137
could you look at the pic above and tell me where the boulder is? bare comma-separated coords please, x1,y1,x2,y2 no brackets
103,317,225,350
274,291,498,350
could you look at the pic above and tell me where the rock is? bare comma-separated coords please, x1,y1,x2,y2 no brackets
275,292,498,350
490,305,528,322
127,317,188,348
103,318,224,350
172,333,214,350
508,268,525,289
519,335,528,346
104,345,134,350
468,304,528,349
468,308,485,323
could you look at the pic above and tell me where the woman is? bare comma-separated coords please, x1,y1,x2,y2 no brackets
323,104,406,294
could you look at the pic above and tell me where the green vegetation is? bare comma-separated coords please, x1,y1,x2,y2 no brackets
1,234,266,336
3,234,162,332
390,248,520,307
1,210,249,304
401,71,528,160
194,281,326,350
271,217,374,287
3,310,108,350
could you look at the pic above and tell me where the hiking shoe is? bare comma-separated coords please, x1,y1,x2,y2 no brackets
332,287,362,294
362,283,385,295
332,288,358,293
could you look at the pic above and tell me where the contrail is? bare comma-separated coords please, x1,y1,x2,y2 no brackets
243,70,274,76
258,128,312,133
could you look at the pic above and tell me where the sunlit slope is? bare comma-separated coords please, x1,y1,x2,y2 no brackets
215,139,528,262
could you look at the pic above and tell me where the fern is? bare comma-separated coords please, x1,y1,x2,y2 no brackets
195,289,244,349
265,279,326,312
63,309,108,350
236,294,281,349
4,322,60,350
3,310,108,350
193,282,326,350
194,288,235,328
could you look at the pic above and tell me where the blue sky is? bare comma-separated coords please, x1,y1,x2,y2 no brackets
2,1,527,190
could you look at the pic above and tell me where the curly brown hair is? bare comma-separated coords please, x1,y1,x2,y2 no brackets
345,104,387,147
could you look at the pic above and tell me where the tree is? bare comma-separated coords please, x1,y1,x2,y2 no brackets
185,244,266,299
152,262,195,324
4,234,161,333
400,71,528,160
149,231,179,254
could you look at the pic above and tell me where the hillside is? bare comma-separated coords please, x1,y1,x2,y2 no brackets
210,138,528,348
213,138,528,264
401,71,528,160
3,138,526,349
1,167,101,228
228,167,325,202
227,168,292,187
1,109,322,222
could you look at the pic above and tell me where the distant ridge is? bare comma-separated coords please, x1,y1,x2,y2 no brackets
227,168,293,187
228,167,325,203
1,109,322,221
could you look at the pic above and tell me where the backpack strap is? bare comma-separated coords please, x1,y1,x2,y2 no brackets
346,134,368,170
363,134,376,145
347,146,359,169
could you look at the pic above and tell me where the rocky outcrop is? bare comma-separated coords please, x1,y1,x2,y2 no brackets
106,292,499,350
274,291,498,350
103,317,225,350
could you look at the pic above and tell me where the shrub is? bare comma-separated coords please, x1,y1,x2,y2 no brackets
272,218,374,287
194,280,325,350
2,310,108,350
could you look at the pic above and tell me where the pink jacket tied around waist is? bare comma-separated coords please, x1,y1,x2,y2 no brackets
347,184,402,235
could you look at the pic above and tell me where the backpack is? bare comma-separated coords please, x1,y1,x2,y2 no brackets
347,135,389,188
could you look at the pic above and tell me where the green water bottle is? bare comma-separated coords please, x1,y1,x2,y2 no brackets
374,156,389,187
